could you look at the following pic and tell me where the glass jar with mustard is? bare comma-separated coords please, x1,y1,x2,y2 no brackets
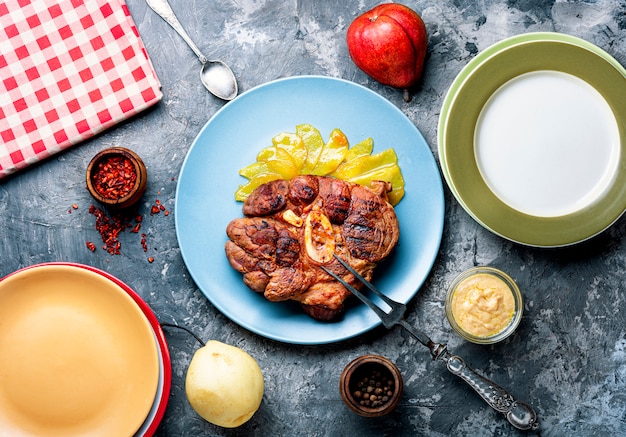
445,266,523,344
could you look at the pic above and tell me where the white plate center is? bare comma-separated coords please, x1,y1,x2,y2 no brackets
475,70,620,217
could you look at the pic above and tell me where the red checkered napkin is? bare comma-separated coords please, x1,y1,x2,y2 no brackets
0,0,162,179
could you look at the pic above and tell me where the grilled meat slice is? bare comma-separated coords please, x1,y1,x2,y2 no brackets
241,179,289,217
341,184,399,262
225,175,399,321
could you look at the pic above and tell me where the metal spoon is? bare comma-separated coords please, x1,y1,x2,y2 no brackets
146,0,238,101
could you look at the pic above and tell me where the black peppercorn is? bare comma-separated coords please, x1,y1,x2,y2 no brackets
351,367,395,408
341,355,403,417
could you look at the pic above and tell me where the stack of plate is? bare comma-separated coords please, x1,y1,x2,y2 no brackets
0,263,171,436
438,32,626,247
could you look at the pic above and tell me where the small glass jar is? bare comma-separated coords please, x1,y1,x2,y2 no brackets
445,266,523,344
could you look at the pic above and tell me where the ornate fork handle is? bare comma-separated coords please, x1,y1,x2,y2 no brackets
321,259,538,431
440,351,539,431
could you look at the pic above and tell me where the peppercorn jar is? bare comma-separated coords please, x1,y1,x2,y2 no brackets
339,354,403,417
86,147,147,210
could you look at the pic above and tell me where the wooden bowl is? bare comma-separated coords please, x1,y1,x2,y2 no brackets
339,354,403,417
86,147,147,210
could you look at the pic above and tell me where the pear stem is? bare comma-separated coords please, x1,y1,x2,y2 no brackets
161,322,206,346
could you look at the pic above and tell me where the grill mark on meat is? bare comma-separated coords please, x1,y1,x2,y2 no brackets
226,175,399,321
226,218,278,262
242,179,289,216
343,215,381,260
276,228,300,266
342,185,398,262
318,177,350,224
288,175,319,206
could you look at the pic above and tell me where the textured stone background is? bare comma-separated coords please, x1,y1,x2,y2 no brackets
1,0,625,435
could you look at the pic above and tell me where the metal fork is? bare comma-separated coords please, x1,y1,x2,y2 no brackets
322,254,538,431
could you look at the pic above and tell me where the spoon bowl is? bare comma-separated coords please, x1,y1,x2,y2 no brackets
146,0,238,100
201,60,238,101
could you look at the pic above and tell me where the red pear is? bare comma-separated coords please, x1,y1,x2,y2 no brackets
346,3,428,101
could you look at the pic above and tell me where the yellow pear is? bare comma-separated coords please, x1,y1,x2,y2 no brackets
185,340,264,428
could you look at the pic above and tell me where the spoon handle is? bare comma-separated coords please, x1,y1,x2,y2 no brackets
442,352,539,431
145,0,208,63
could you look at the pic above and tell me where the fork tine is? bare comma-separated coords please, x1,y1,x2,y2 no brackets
319,265,390,322
332,254,399,309
324,255,433,346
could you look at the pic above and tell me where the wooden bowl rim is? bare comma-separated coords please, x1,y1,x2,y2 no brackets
339,354,403,417
86,147,147,208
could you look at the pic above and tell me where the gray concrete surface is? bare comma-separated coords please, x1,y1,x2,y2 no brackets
1,0,625,435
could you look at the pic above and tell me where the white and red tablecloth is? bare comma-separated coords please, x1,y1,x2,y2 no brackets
0,0,162,179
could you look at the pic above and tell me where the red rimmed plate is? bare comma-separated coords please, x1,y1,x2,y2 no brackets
0,263,170,437
77,264,172,437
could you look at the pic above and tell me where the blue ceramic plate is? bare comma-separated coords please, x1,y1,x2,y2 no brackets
175,76,444,344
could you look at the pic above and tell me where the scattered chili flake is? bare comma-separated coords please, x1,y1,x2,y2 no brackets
72,203,79,210
89,204,132,255
148,257,154,263
164,210,169,216
140,233,148,252
91,155,137,200
81,192,170,261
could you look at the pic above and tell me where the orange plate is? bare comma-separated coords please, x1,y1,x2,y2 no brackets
0,265,159,436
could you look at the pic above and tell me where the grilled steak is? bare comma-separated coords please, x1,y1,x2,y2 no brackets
225,175,400,321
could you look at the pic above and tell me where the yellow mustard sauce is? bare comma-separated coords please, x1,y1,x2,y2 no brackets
451,273,515,338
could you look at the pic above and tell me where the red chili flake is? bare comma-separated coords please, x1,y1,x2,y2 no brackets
72,203,78,209
91,155,137,200
89,205,132,255
140,233,148,252
86,241,96,252
82,195,169,258
148,257,154,263
67,208,72,214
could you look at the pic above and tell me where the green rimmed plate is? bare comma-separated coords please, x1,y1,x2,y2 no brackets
438,33,626,247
